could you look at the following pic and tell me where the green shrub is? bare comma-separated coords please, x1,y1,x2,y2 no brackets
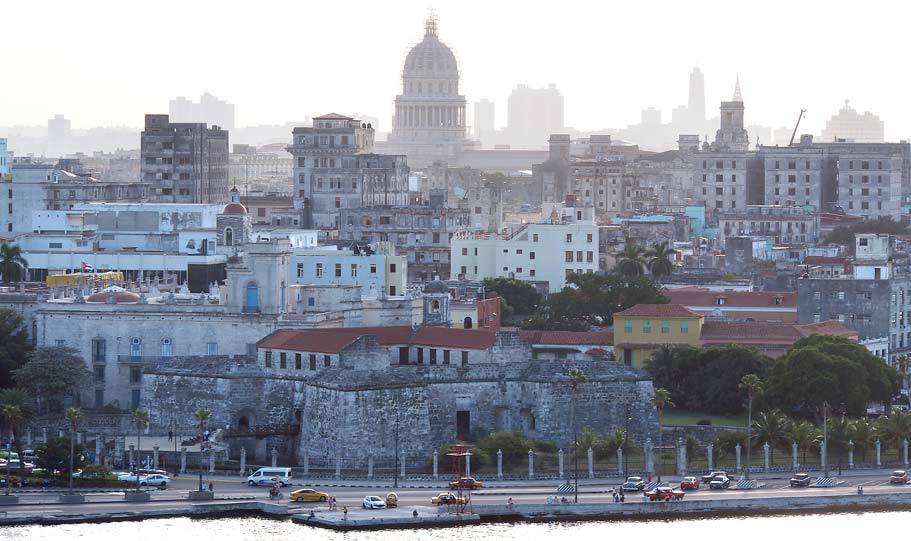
696,419,712,426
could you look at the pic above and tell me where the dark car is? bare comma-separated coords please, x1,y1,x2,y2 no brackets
708,475,731,489
790,473,812,487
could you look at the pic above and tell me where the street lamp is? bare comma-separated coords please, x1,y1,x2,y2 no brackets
624,405,631,475
822,401,830,478
393,410,400,489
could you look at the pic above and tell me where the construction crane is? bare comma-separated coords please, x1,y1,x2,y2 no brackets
788,109,807,146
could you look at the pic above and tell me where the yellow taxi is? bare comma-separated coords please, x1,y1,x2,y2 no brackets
431,492,468,506
385,492,398,507
289,488,330,503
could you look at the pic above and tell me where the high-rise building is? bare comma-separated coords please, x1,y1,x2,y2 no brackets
0,138,8,175
505,84,564,149
141,114,230,204
384,16,469,167
287,114,409,230
47,114,71,158
820,100,884,143
473,99,495,147
169,93,236,131
687,67,706,123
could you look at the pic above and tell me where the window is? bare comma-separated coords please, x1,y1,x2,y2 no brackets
351,264,357,277
160,338,173,358
370,264,377,273
130,337,142,359
533,234,539,242
316,263,323,277
130,366,142,384
565,251,573,262
430,349,437,365
390,264,397,273
680,321,689,334
530,251,536,260
309,354,316,370
660,320,669,334
94,365,105,382
91,338,106,364
623,320,632,333
265,351,272,367
461,351,469,367
207,342,217,356
642,320,651,334
307,297,315,307
334,263,342,277
131,389,141,409
280,352,287,369
443,350,450,365
417,348,424,364
566,234,573,243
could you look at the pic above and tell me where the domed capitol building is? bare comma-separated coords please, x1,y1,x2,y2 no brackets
382,16,474,167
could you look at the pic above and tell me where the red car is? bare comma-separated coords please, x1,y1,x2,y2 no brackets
645,486,686,501
680,476,700,490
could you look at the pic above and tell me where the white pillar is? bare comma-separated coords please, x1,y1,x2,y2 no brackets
400,450,406,479
706,444,714,472
587,447,595,479
432,451,438,480
735,443,742,471
847,441,854,470
820,441,827,474
558,448,564,479
271,447,278,468
904,439,909,467
617,447,624,476
466,451,472,478
129,444,135,467
763,442,770,472
528,449,534,479
303,449,309,476
335,454,341,479
239,448,246,477
497,449,503,479
876,439,882,467
153,445,160,469
26,428,31,447
792,442,799,469
367,455,374,479
676,437,686,476
208,448,215,473
644,438,654,474
180,447,187,473
42,427,48,443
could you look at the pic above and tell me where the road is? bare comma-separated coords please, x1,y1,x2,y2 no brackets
2,471,910,518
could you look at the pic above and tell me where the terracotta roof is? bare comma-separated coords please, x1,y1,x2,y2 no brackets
518,330,613,346
221,202,248,215
615,304,701,318
699,320,858,346
586,348,610,356
665,289,796,308
795,320,859,339
803,256,850,266
256,326,496,354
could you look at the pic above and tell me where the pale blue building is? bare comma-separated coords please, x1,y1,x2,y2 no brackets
0,138,8,174
290,244,407,297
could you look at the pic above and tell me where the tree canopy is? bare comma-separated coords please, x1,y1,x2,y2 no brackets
763,335,901,417
522,271,668,330
824,218,908,246
645,344,771,414
13,346,92,413
36,437,85,474
481,277,542,316
0,309,30,389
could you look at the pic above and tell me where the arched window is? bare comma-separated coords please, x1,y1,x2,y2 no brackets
225,227,234,247
160,337,173,358
431,299,440,314
238,416,250,431
130,337,142,359
245,282,259,312
91,337,106,363
463,317,473,329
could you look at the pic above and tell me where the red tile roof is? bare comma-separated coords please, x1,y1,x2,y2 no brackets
803,256,849,266
518,330,614,346
257,326,497,354
699,320,858,347
615,304,701,318
665,289,796,309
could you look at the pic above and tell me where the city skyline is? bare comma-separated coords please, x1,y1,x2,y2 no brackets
3,0,910,141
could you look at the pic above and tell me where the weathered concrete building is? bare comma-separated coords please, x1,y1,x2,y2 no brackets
141,114,230,204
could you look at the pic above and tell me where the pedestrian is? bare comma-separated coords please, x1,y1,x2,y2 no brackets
507,497,515,509
42,478,49,492
619,485,624,496
168,429,174,442
343,506,348,521
620,493,625,503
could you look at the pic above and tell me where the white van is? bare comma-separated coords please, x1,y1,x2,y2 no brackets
247,467,292,487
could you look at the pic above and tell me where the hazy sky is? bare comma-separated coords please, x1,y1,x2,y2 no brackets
3,0,909,139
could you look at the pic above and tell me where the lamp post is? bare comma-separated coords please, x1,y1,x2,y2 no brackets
393,410,399,489
822,401,830,478
624,405,631,475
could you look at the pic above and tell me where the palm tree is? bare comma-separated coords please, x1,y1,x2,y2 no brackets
875,407,911,452
752,409,791,467
652,387,674,481
566,368,587,503
849,417,876,464
646,241,677,279
131,409,149,491
827,415,852,473
615,240,647,277
0,389,31,480
0,404,23,496
739,374,762,479
193,409,212,491
0,244,28,285
65,407,82,494
789,420,821,467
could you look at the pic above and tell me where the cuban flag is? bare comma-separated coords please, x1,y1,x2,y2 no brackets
81,261,94,273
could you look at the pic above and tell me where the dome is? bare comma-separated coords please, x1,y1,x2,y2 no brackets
423,279,448,294
86,286,140,304
221,202,247,215
403,18,458,79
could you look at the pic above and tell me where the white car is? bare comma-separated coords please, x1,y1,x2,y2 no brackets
117,472,144,482
139,474,171,488
362,495,386,509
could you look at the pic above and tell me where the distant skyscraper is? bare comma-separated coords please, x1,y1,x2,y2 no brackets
47,114,71,158
688,67,706,123
506,84,564,149
0,138,7,175
141,114,230,204
820,100,884,143
169,93,235,131
473,99,495,147
641,107,662,125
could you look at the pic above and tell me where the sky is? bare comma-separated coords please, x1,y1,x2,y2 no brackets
2,0,910,139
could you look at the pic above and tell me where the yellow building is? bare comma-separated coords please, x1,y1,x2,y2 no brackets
613,304,703,368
